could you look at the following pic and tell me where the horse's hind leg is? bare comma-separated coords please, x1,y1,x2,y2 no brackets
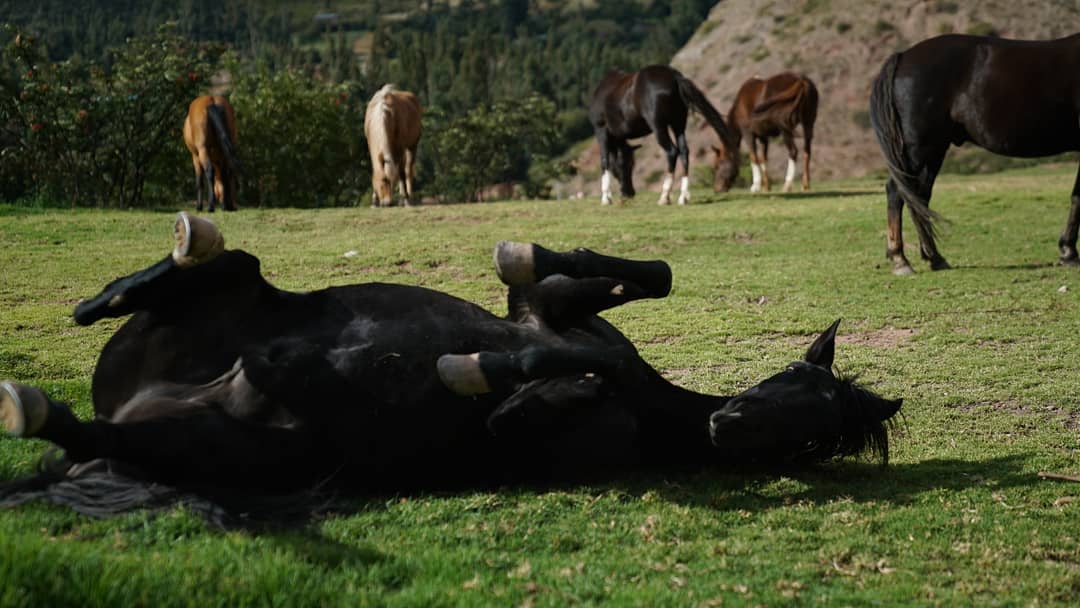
886,179,914,275
802,126,813,191
493,241,671,296
403,147,417,206
1058,162,1080,265
655,128,678,205
1,382,321,488
676,131,691,205
192,156,205,212
781,131,798,193
908,145,950,270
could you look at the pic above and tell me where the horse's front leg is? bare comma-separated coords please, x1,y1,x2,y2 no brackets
597,133,614,206
781,131,798,193
758,137,771,192
747,133,763,193
403,147,417,206
1058,161,1080,265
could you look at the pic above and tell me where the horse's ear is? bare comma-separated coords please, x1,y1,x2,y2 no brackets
805,318,841,369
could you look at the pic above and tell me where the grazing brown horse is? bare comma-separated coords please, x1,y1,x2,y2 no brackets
589,65,739,205
183,95,241,212
870,33,1080,275
712,73,818,193
364,84,422,207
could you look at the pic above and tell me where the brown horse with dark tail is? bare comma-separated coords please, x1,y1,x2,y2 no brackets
183,95,242,212
869,33,1080,275
712,73,818,193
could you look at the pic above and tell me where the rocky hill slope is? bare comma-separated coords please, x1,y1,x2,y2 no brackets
572,0,1078,195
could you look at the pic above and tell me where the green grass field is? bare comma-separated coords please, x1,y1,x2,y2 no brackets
0,165,1077,606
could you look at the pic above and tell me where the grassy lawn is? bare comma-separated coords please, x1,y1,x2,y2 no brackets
0,165,1077,606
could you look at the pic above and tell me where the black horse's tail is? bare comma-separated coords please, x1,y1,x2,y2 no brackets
0,455,338,529
869,52,943,238
207,104,245,176
674,72,740,168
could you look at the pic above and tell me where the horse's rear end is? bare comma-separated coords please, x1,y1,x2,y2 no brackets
183,96,240,212
870,34,1080,274
365,85,422,207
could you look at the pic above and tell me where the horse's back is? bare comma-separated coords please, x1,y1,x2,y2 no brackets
183,95,236,153
895,34,1080,154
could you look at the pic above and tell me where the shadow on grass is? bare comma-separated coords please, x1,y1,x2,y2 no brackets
693,189,877,205
631,453,1036,512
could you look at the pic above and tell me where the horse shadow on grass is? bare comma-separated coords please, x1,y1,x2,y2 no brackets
626,453,1039,513
693,189,875,205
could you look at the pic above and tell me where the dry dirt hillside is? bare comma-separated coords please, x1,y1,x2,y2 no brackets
572,0,1078,195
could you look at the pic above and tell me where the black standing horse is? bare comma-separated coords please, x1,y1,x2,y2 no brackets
870,33,1080,275
589,65,740,205
1,214,901,521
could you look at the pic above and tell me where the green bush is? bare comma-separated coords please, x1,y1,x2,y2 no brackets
0,24,223,207
229,68,368,208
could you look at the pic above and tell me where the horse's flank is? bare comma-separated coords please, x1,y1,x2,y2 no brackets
364,84,422,206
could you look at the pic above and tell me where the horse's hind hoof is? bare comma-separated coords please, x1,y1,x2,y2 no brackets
929,259,952,271
892,265,915,276
493,241,537,286
0,381,48,437
1059,256,1080,267
437,354,492,396
173,211,225,268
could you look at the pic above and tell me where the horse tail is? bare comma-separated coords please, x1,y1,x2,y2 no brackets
674,72,739,166
0,455,338,528
207,104,245,176
869,52,943,237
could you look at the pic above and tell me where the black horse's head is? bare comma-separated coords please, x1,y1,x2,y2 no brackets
709,319,903,463
610,142,640,198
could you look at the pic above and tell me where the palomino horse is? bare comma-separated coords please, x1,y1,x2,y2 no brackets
183,95,242,212
0,214,901,520
589,65,740,205
712,73,818,193
364,84,422,207
870,33,1080,275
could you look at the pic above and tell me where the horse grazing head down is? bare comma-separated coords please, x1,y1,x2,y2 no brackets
711,139,740,193
709,319,902,464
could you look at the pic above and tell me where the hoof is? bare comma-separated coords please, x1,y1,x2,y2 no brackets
173,212,225,268
1060,256,1080,267
0,381,48,437
930,258,952,271
493,241,536,286
892,264,915,276
437,354,492,396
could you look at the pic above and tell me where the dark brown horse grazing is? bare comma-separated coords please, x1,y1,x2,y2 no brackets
589,65,739,205
0,214,901,522
712,73,818,193
183,95,242,212
870,33,1080,275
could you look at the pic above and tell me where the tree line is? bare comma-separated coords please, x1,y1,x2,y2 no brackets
0,1,714,207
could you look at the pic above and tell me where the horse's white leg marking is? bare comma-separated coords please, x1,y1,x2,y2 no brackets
750,163,763,193
677,175,690,205
601,170,613,205
658,173,673,205
783,158,797,193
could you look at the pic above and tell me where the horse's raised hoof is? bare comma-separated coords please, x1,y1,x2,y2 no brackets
493,241,537,286
173,211,225,269
437,354,492,396
0,381,49,437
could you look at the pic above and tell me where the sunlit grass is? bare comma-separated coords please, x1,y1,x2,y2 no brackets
0,165,1077,606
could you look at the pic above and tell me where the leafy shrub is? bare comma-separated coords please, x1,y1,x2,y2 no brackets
229,68,368,207
0,24,223,207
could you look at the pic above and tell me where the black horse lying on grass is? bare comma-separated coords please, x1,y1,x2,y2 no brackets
1,214,902,520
